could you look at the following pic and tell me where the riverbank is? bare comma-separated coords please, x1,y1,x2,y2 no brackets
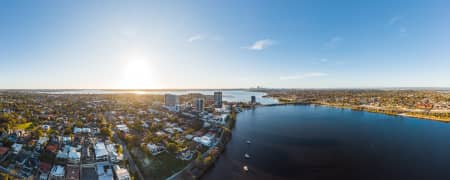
167,110,237,180
264,102,450,123
316,103,450,122
263,89,450,123
261,100,450,122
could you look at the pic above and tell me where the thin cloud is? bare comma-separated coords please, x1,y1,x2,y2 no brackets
388,16,408,36
389,16,402,25
399,27,408,36
324,36,343,48
399,27,407,33
187,34,206,42
187,34,223,42
244,39,275,50
320,58,329,62
280,72,328,80
311,58,329,65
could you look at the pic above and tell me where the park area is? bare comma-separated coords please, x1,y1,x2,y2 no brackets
130,147,191,179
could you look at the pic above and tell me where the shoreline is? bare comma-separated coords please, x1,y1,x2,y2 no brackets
315,103,450,122
168,108,238,180
173,102,449,179
263,102,450,122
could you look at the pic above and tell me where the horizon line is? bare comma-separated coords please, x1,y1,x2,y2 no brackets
1,87,449,91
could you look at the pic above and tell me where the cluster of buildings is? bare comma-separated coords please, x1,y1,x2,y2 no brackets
0,96,132,179
266,89,450,116
163,91,225,112
0,129,129,180
0,90,258,179
130,92,235,163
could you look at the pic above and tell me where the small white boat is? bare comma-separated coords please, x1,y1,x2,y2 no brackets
246,140,251,144
243,165,249,172
244,153,251,159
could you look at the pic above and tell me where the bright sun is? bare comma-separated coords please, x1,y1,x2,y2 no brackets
119,60,154,89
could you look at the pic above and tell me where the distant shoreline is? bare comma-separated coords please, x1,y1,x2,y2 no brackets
263,102,450,123
315,103,450,122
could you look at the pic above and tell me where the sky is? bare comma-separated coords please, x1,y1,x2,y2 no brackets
1,0,450,89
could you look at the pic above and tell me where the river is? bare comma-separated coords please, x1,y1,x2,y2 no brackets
203,104,450,180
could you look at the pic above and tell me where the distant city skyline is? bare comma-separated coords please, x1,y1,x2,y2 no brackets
1,0,450,89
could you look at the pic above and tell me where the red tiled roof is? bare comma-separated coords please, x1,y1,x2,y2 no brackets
39,162,52,173
0,147,9,155
46,145,58,152
194,130,206,136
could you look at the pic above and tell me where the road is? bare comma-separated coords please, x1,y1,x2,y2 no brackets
115,134,145,180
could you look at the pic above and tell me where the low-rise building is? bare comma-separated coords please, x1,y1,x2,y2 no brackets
11,143,23,154
164,105,180,112
62,136,72,144
106,143,123,162
39,162,52,180
193,136,212,147
73,127,91,134
146,144,165,156
95,142,108,161
49,165,65,180
42,125,51,131
37,136,49,146
68,150,81,164
97,163,114,180
113,165,130,180
46,144,58,153
116,124,129,133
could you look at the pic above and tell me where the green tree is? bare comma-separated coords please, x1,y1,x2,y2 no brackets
64,126,73,135
115,144,123,154
203,156,213,165
167,142,177,153
100,127,112,138
74,120,83,128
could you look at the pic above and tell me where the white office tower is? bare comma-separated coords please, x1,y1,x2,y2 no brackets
195,98,204,112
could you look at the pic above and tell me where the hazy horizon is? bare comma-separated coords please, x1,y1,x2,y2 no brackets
2,1,450,89
1,87,450,91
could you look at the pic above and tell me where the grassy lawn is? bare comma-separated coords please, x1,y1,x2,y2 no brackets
14,122,32,130
130,147,191,180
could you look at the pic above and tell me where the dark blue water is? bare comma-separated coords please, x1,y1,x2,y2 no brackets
203,105,450,180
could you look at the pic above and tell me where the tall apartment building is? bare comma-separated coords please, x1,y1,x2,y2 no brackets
164,94,179,106
195,98,204,112
214,91,222,108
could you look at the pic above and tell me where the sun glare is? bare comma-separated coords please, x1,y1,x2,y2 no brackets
119,60,154,89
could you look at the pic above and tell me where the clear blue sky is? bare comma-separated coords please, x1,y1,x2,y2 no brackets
1,0,449,89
